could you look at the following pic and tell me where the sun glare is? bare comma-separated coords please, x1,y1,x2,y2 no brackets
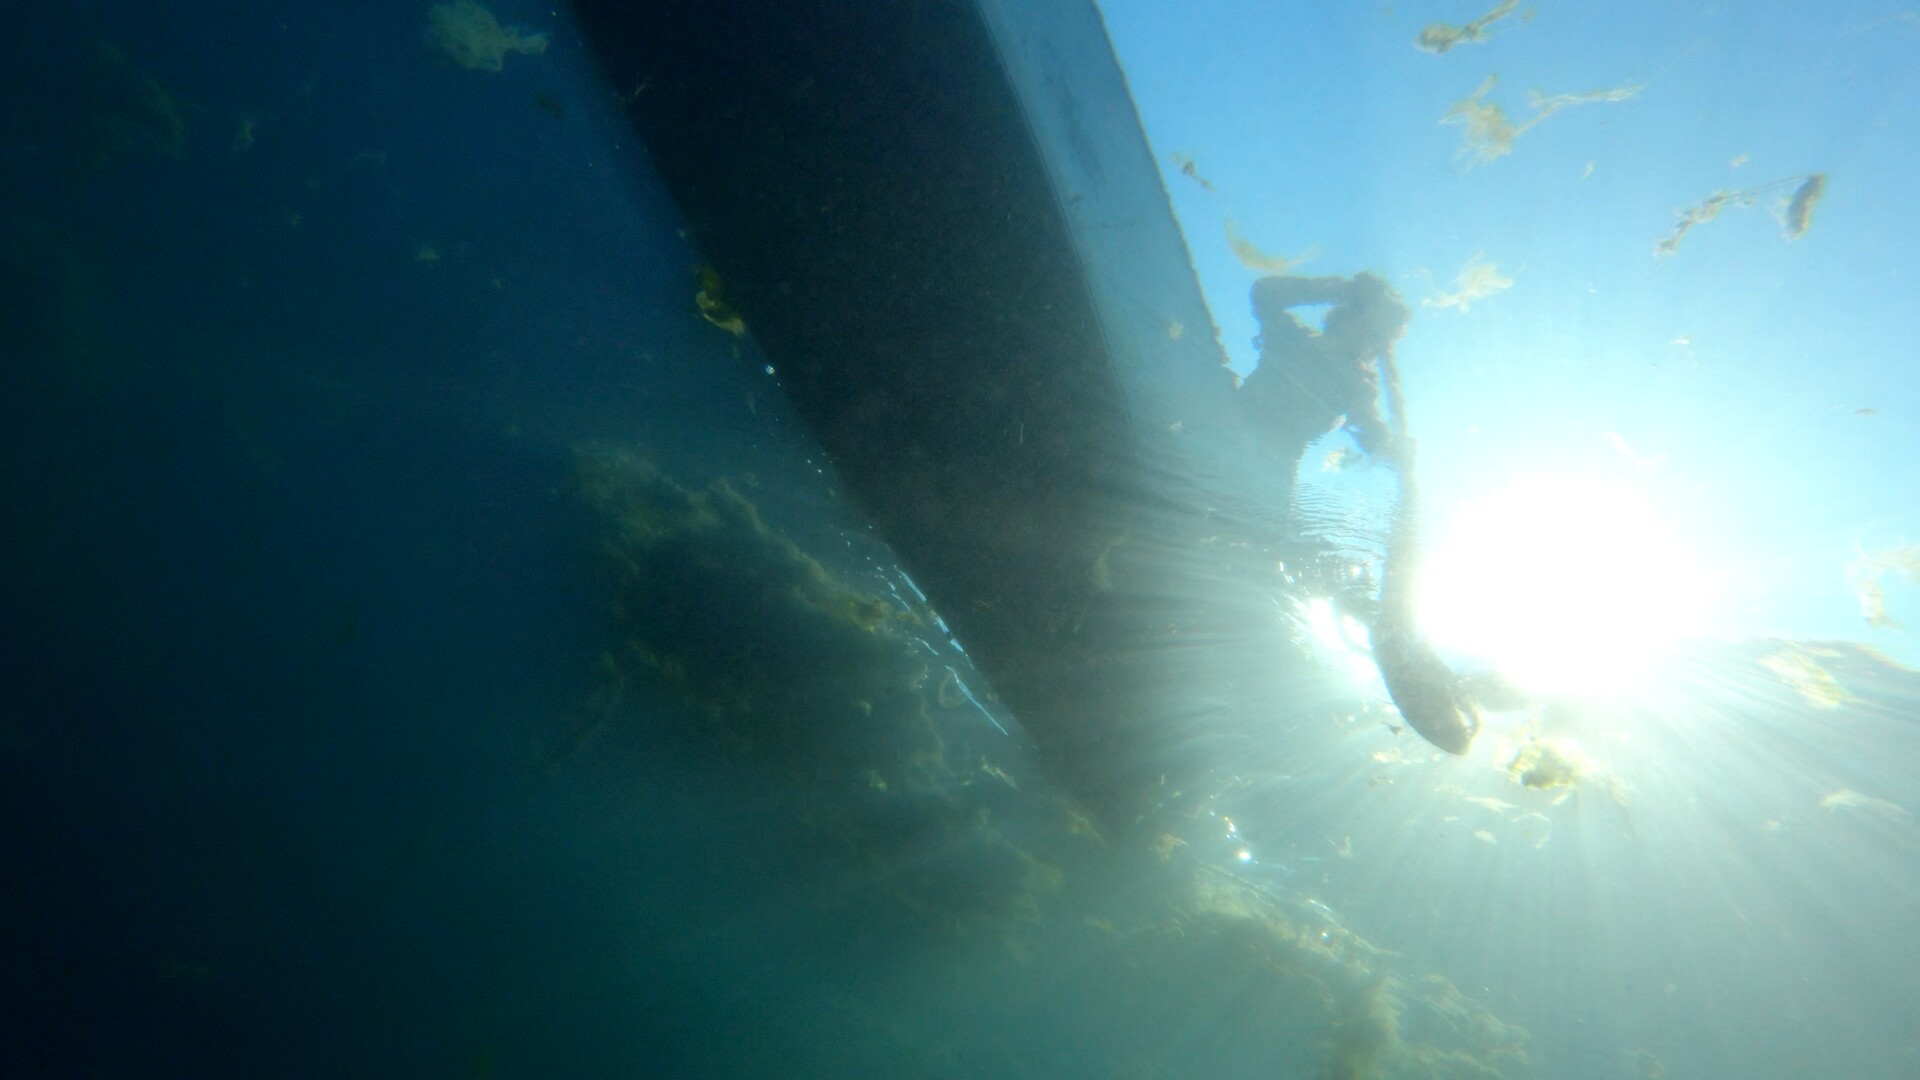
1418,475,1713,694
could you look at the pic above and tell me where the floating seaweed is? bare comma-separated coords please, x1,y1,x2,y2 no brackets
1441,75,1643,165
1655,172,1828,257
1847,542,1920,629
1505,734,1625,805
1224,218,1317,274
1783,173,1828,238
693,264,746,335
1654,191,1731,256
1176,867,1531,1078
1439,76,1518,163
568,447,1088,929
1760,645,1857,709
1423,254,1513,313
1415,0,1523,54
1820,788,1911,818
1169,152,1215,192
426,1,551,73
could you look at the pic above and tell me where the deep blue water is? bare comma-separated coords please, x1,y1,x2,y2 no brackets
1,3,838,1074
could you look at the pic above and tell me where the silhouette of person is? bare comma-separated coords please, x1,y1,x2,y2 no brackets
1239,272,1411,476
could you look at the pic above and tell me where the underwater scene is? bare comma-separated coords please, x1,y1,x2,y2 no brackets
3,1,1918,1077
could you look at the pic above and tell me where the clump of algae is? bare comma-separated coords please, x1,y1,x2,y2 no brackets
1224,219,1318,275
1416,0,1523,55
1441,75,1643,166
426,1,551,73
1503,732,1626,806
1162,868,1529,1079
1654,173,1828,257
1760,645,1857,710
570,445,1084,932
1845,543,1918,630
571,445,927,765
1424,254,1513,313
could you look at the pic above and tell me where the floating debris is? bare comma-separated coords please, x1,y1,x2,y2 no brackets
426,1,551,73
1438,784,1559,846
1322,446,1360,472
1441,77,1517,163
1151,832,1187,862
693,264,746,335
1820,788,1911,817
1508,738,1583,793
1168,152,1215,192
1416,0,1523,54
1847,543,1920,629
1455,793,1518,814
1760,645,1857,708
1655,191,1734,256
1423,254,1513,312
1655,172,1827,256
1181,868,1532,1079
1441,75,1644,165
1224,218,1317,274
1783,173,1828,239
1504,735,1624,805
1529,83,1645,120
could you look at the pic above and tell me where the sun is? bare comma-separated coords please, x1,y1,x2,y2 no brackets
1416,474,1714,695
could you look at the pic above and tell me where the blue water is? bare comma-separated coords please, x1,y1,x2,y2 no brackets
1,4,813,1073
6,3,1920,1078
